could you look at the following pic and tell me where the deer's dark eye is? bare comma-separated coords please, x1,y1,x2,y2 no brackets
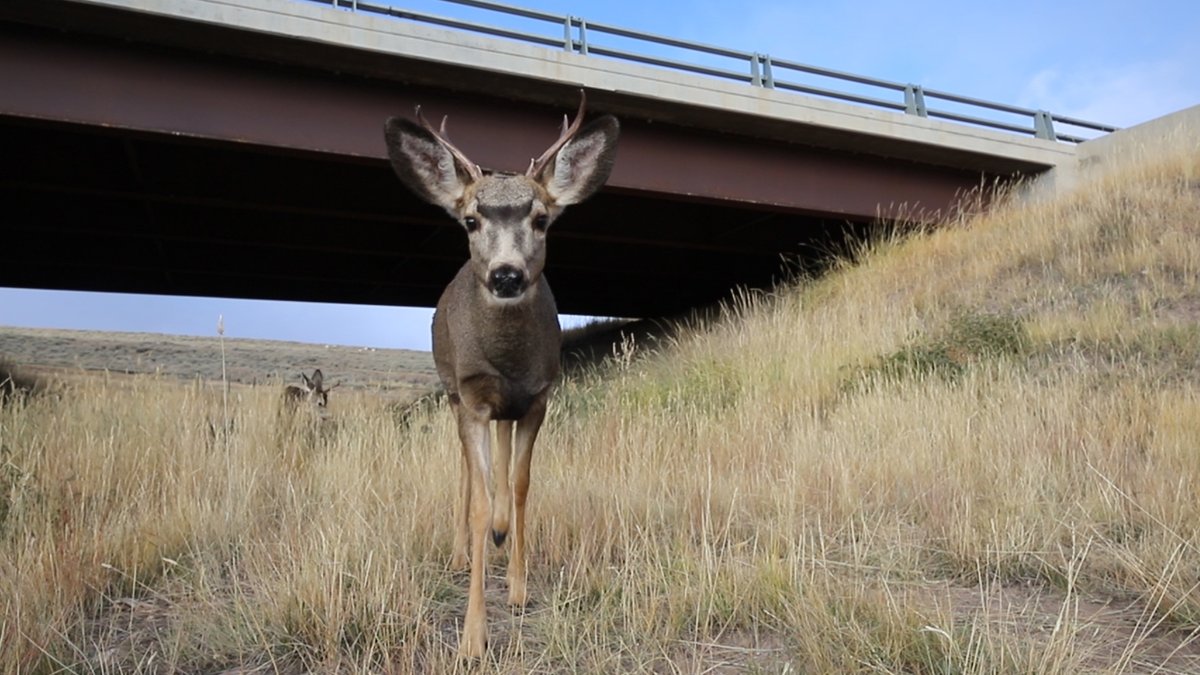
463,216,480,232
532,214,549,232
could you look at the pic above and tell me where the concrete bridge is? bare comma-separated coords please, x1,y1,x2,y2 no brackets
0,0,1113,317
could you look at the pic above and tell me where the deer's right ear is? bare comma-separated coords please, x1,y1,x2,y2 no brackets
384,117,470,212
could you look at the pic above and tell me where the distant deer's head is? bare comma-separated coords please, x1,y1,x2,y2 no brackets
283,368,339,409
384,93,619,303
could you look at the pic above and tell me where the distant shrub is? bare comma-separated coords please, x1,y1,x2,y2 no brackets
852,311,1030,386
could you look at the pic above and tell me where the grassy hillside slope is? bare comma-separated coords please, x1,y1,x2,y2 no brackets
2,146,1198,673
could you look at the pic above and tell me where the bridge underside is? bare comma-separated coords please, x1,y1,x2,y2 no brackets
0,7,1027,318
4,118,879,317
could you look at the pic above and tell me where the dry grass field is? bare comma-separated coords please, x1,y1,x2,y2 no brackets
2,144,1200,673
0,327,438,398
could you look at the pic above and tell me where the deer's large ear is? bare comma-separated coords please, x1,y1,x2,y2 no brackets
384,117,471,212
311,369,324,390
538,115,620,206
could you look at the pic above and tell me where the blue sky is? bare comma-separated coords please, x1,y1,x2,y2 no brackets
3,0,1198,351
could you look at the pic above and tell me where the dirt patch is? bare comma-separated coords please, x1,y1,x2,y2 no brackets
914,581,1200,673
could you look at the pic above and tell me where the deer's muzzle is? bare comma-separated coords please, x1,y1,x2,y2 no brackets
488,265,527,298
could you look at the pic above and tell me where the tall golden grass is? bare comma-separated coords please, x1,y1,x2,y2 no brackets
2,145,1199,673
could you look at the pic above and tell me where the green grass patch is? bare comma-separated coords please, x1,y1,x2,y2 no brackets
851,311,1031,387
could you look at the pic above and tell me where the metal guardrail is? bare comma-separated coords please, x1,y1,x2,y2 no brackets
311,0,1118,143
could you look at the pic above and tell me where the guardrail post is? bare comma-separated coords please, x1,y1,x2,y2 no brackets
1034,110,1056,140
750,54,775,88
562,17,588,54
904,84,927,117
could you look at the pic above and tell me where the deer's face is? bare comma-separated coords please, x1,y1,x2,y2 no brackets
312,388,329,408
458,175,557,302
383,94,619,304
291,370,335,410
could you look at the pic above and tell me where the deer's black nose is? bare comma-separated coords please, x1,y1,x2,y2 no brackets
489,265,526,298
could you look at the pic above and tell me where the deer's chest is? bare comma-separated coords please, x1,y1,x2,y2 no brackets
455,371,547,421
433,270,561,419
446,327,560,420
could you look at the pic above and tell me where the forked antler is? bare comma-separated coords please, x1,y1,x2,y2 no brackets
526,91,588,178
415,106,484,182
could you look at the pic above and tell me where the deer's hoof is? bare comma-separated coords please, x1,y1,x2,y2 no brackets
491,528,508,548
458,630,487,661
507,582,528,609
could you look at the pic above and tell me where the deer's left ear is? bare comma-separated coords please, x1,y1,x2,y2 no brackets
538,116,620,206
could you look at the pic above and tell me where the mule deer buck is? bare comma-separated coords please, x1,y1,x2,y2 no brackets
384,92,619,658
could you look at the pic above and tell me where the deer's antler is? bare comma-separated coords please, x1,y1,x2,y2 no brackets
415,106,484,182
526,91,588,178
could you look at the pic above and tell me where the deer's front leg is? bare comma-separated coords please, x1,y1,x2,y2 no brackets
508,395,548,608
450,448,471,570
455,406,493,660
449,398,471,570
491,420,514,547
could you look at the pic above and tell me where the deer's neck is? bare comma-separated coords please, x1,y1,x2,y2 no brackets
434,263,562,385
468,277,559,368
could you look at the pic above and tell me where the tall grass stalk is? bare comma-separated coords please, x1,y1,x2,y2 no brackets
218,314,234,530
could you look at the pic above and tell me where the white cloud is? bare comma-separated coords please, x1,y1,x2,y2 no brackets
1018,53,1200,130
